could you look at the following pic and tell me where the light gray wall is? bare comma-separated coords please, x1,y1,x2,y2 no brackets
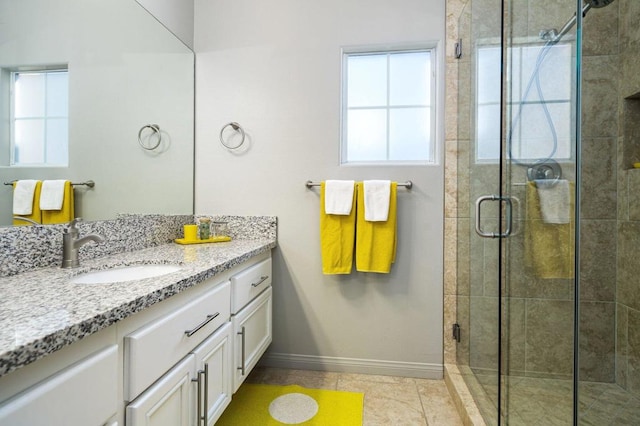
137,0,195,48
194,0,445,376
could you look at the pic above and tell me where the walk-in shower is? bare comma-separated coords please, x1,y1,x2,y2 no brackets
455,0,640,424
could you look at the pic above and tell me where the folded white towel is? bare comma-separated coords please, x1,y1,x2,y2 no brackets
535,179,570,224
324,180,355,215
39,180,68,210
12,180,39,215
363,180,391,222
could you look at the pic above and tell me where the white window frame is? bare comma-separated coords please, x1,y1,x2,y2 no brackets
340,44,438,165
9,67,69,167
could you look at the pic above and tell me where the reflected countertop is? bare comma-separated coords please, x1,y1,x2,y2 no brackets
0,237,276,378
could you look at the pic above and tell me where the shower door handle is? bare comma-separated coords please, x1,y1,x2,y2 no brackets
475,195,512,238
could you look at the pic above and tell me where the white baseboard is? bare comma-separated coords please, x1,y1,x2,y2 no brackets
260,352,443,379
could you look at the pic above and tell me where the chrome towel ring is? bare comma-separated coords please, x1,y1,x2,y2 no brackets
219,122,246,150
138,124,162,151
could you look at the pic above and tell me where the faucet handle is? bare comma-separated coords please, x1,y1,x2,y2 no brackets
65,217,83,233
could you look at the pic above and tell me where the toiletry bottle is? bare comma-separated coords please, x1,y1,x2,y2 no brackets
199,218,211,240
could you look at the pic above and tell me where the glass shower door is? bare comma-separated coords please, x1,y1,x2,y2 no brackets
455,0,502,423
500,0,579,424
458,0,581,424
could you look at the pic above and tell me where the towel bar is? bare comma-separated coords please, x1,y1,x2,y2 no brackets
305,180,412,189
4,180,95,188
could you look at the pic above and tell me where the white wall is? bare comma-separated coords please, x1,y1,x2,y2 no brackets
194,0,445,377
137,0,195,48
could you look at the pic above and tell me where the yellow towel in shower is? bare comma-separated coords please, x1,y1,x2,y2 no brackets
320,182,357,274
525,181,574,279
355,182,397,273
41,181,75,225
12,181,43,226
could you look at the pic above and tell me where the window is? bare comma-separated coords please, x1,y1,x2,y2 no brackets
341,48,435,164
476,43,574,162
10,68,69,166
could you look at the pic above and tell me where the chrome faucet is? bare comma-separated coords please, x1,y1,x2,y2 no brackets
61,218,105,268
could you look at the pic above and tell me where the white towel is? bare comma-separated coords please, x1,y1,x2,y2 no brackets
324,180,355,215
363,180,391,222
535,179,570,224
39,180,68,210
12,180,39,215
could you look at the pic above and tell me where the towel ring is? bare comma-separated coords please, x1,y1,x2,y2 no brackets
138,124,162,151
219,122,245,150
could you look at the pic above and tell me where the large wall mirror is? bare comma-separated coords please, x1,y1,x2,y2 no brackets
0,0,194,226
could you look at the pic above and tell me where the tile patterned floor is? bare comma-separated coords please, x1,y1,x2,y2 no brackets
244,367,464,425
469,371,640,425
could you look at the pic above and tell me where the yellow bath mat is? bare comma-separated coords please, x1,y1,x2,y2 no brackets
216,384,364,425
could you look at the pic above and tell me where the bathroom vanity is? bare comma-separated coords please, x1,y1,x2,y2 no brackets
0,228,276,426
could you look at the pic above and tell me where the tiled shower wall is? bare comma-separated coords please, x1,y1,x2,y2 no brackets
443,0,467,366
446,0,640,390
616,0,640,398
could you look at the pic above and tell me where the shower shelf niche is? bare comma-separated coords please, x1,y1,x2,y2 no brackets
623,91,640,170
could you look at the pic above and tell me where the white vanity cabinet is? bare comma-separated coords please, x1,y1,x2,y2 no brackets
124,281,231,402
125,323,234,426
0,250,273,426
230,258,273,392
125,253,272,425
0,345,118,426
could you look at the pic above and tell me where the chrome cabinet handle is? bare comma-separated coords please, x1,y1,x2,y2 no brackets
475,195,512,239
203,363,209,426
251,275,269,288
237,326,246,375
191,369,205,426
184,312,220,337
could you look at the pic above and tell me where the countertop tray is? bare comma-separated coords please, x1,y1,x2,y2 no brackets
174,236,232,245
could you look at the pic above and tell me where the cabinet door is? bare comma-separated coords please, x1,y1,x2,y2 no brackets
191,322,232,426
0,345,117,426
233,286,272,392
126,355,194,426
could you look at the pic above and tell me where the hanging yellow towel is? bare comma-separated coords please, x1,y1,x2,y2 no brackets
12,181,43,225
524,181,574,279
320,182,357,274
355,182,397,273
41,181,75,225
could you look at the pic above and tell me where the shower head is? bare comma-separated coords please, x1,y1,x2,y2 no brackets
585,0,615,8
544,0,616,43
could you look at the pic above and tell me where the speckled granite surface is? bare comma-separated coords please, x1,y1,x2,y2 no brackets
0,215,277,377
0,214,277,277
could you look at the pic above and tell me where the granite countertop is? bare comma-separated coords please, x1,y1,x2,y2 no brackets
0,237,276,378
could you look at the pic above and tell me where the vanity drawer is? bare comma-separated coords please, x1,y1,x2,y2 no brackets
231,257,272,314
0,345,117,426
125,280,231,401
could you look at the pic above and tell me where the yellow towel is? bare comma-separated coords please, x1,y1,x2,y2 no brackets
13,181,43,225
525,181,574,279
355,182,397,273
320,182,357,274
41,181,75,225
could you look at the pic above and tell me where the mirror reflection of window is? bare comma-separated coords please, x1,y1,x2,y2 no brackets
476,43,574,163
10,68,69,166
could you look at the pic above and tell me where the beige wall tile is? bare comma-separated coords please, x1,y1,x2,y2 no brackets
617,304,628,389
579,301,616,382
525,299,574,376
579,219,617,302
580,138,617,219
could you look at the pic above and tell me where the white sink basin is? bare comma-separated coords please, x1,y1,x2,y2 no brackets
70,264,182,284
